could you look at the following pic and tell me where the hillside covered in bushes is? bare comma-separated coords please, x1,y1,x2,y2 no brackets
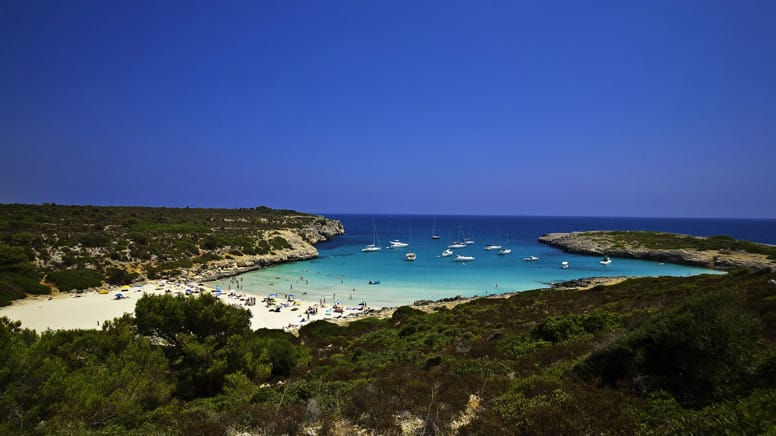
2,269,775,434
0,204,343,306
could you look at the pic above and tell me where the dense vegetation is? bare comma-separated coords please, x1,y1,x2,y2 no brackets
588,231,776,260
0,204,335,306
2,270,775,434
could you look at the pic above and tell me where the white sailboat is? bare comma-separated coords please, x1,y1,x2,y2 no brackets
431,219,441,239
454,254,475,262
362,220,381,252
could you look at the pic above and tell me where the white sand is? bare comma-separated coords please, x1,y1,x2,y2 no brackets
0,281,372,333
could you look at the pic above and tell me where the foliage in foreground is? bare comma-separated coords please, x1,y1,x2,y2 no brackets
1,270,775,434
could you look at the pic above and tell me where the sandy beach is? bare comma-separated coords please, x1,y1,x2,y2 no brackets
0,281,376,333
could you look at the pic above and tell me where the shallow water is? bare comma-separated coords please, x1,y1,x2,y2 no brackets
208,215,776,308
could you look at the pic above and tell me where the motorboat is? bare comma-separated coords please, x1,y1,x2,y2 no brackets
388,240,409,248
441,248,453,257
405,252,417,261
454,255,475,262
600,256,612,265
368,280,381,285
561,261,569,269
432,234,441,240
497,233,511,255
484,244,502,251
523,256,540,261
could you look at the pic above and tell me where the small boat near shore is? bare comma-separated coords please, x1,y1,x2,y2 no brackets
441,248,453,257
523,256,540,261
368,280,381,285
484,244,502,251
405,252,416,261
561,261,569,269
600,256,612,265
388,240,408,248
498,247,512,255
454,255,475,262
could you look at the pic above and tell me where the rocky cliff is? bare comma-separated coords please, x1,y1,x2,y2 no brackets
538,231,776,271
177,218,345,281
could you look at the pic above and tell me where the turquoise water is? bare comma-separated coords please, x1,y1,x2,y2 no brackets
206,215,776,308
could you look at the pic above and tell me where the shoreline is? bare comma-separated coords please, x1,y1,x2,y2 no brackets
330,275,635,324
0,274,637,333
6,228,750,333
538,231,776,271
0,280,379,333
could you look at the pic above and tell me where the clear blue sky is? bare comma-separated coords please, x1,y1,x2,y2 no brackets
2,1,775,218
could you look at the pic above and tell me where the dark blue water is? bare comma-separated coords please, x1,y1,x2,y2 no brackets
211,215,774,308
326,214,776,247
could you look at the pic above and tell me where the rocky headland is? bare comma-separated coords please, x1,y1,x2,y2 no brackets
539,231,776,271
182,220,344,281
0,204,346,302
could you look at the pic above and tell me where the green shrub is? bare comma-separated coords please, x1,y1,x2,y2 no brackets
270,236,291,250
105,267,138,285
532,310,620,343
47,268,103,291
79,232,110,247
577,289,761,407
391,305,425,322
0,244,49,305
202,235,219,250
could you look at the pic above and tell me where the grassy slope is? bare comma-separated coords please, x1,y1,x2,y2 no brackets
290,269,776,434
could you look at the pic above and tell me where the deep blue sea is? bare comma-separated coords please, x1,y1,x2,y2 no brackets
211,215,776,308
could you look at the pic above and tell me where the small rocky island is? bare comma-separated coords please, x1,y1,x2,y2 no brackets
539,230,776,271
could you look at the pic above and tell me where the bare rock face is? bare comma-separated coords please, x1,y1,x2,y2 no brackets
295,219,346,244
177,217,346,281
538,231,776,271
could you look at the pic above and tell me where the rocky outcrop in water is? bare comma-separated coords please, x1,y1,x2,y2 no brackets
538,231,776,271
